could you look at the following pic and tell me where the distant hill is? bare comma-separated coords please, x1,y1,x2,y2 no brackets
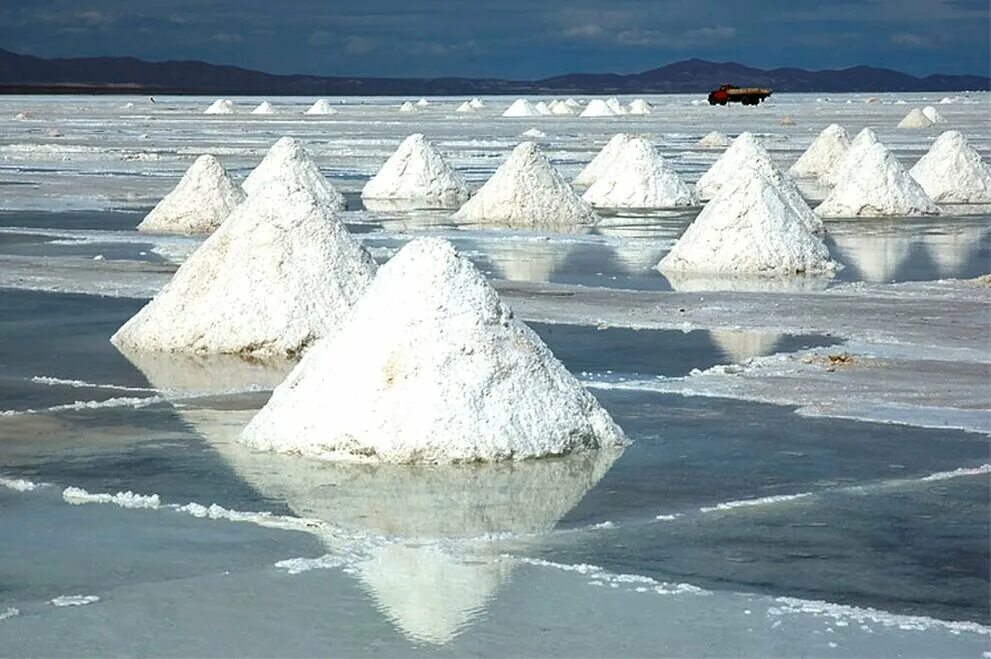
0,48,986,95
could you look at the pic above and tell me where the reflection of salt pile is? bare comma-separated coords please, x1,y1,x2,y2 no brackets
628,99,652,115
573,133,633,186
305,99,338,115
242,136,347,210
580,99,618,117
489,242,564,282
909,130,991,203
582,137,697,208
922,106,946,124
816,141,939,217
698,131,731,148
696,132,772,199
204,99,234,114
453,142,596,228
789,124,850,178
898,108,934,129
818,127,879,187
361,134,469,208
502,99,540,117
922,225,987,276
708,330,784,363
242,239,625,462
399,101,417,113
116,348,294,397
663,269,832,293
534,101,553,116
660,166,836,275
113,181,376,357
137,155,245,235
831,232,913,283
251,101,274,115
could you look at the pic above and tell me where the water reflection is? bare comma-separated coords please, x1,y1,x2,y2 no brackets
707,330,784,363
830,231,915,283
662,270,833,293
922,225,988,277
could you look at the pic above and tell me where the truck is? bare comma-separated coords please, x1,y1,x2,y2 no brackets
707,84,772,106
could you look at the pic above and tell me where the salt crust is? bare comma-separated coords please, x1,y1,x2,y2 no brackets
788,124,850,178
909,130,991,203
361,133,469,208
242,136,347,210
241,238,627,463
137,154,245,235
582,137,697,209
573,133,633,186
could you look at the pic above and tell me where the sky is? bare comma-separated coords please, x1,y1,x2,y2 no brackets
1,0,988,79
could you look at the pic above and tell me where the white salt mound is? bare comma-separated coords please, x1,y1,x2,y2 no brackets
628,99,652,115
583,137,697,209
564,98,582,108
779,116,796,126
242,136,347,211
469,98,485,109
898,108,934,129
305,99,338,115
698,131,732,148
416,98,430,107
362,133,469,208
816,141,939,217
922,106,946,124
580,99,617,118
251,101,275,115
910,130,991,203
605,98,627,115
520,128,546,138
659,166,836,275
399,101,417,113
455,101,476,113
241,238,626,463
503,99,541,117
137,155,245,235
453,142,596,228
113,181,376,357
549,100,576,115
789,124,851,178
818,127,879,187
534,101,553,116
204,99,235,115
574,133,633,186
696,132,771,199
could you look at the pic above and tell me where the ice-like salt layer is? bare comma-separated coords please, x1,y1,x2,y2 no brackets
251,101,274,115
137,155,245,235
50,595,100,607
910,130,991,203
628,99,652,115
534,101,553,116
398,101,417,113
696,132,776,199
922,106,946,124
582,137,697,209
204,99,234,115
362,134,469,208
453,142,596,228
275,554,346,575
112,181,376,357
573,133,633,187
241,238,627,463
659,166,836,275
242,136,347,211
502,99,541,117
305,99,338,115
818,127,880,187
699,492,812,513
63,486,161,509
789,124,850,178
698,131,732,148
0,395,166,417
898,108,934,129
1,476,45,492
580,99,618,118
816,141,939,217
0,607,19,622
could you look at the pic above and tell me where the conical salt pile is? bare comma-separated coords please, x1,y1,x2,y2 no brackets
816,141,939,217
453,142,596,228
922,106,946,124
550,100,576,115
573,133,633,186
582,137,697,209
399,101,417,113
455,101,476,113
305,99,338,115
628,99,652,115
534,101,553,115
580,99,617,117
818,127,879,187
910,130,991,203
659,166,836,275
698,131,731,148
362,133,469,208
605,98,627,115
898,108,934,129
416,98,430,107
789,124,850,179
241,238,626,462
565,98,582,108
251,101,275,115
469,98,485,109
137,155,245,235
112,181,377,357
204,99,234,114
520,128,546,138
779,116,796,126
695,132,772,199
502,99,541,117
242,136,347,211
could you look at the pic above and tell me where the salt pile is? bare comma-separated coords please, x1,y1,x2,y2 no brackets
305,99,338,115
909,130,991,203
789,124,851,178
659,166,836,275
779,116,796,126
251,101,275,115
242,136,347,211
816,141,939,217
534,101,553,116
455,101,476,113
13,112,31,120
137,155,245,235
582,137,697,209
520,128,546,138
580,99,618,117
204,99,234,114
469,98,485,109
454,142,595,227
564,98,582,108
628,99,652,115
818,127,879,187
399,101,417,113
416,98,430,107
695,132,772,199
113,181,376,356
698,131,731,148
549,100,575,115
605,98,627,115
922,106,946,124
503,99,541,117
573,133,633,186
361,133,469,208
241,238,626,462
898,108,934,129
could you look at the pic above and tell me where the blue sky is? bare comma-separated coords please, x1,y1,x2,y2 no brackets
1,0,988,78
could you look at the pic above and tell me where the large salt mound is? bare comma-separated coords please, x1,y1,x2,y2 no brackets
305,99,338,115
137,155,245,235
789,124,850,179
816,141,939,217
534,101,553,116
580,99,617,117
698,131,731,148
204,99,234,115
898,108,934,129
564,97,582,108
503,99,540,117
242,136,347,211
469,98,485,109
582,137,697,209
455,101,476,113
695,132,771,199
361,133,469,208
399,101,417,113
112,181,376,357
251,101,275,115
605,98,627,115
573,133,633,186
628,99,652,115
549,100,575,115
922,106,946,124
241,238,626,463
910,130,991,203
453,142,596,228
818,127,879,187
659,166,836,275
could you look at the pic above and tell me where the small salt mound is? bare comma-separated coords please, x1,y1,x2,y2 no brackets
534,101,553,116
469,98,485,109
13,111,31,120
138,155,245,235
362,133,469,208
242,136,347,211
549,100,575,115
583,137,697,209
520,128,546,138
305,99,338,115
455,101,476,113
416,98,430,107
910,130,991,203
503,99,541,117
939,96,956,105
453,142,596,228
818,127,879,187
628,99,652,115
573,133,633,186
922,106,946,124
113,181,376,357
816,141,939,217
897,108,934,129
241,238,626,463
695,132,771,199
779,116,796,126
660,166,836,276
204,99,234,114
123,102,135,109
605,98,627,115
399,101,417,113
251,101,275,115
789,124,851,178
698,131,731,148
564,97,582,108
580,99,617,117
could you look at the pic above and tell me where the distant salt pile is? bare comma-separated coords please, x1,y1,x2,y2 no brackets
305,99,338,115
789,124,850,178
628,99,652,115
818,127,879,187
534,101,553,116
45,127,63,138
362,134,469,208
549,100,576,115
573,133,633,186
695,132,772,199
416,98,430,107
910,130,991,203
123,102,135,109
605,98,627,115
816,141,939,217
453,142,596,228
565,98,582,108
242,136,347,211
659,166,836,276
779,116,796,126
455,101,476,113
503,99,541,117
897,108,934,129
580,99,617,117
922,106,946,124
583,137,697,209
939,96,958,105
399,101,417,113
137,155,245,235
251,101,275,115
469,98,485,109
113,181,376,357
204,99,235,115
520,128,546,138
698,131,731,148
241,238,626,463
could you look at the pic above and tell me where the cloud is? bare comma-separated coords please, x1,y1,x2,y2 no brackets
76,10,114,25
890,32,931,47
309,30,334,47
616,25,737,47
211,32,243,44
343,36,376,55
562,24,604,39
